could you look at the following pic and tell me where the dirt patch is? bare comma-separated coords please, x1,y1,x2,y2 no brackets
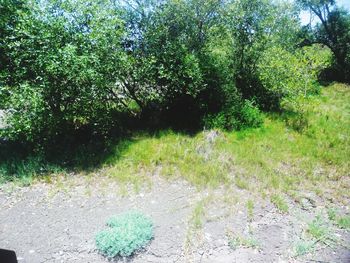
0,175,349,263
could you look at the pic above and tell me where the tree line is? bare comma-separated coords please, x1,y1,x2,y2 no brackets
0,0,349,146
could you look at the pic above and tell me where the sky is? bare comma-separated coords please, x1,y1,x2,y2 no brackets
300,0,350,25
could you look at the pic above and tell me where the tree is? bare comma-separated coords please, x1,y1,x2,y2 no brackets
1,0,128,142
297,0,350,82
224,0,301,108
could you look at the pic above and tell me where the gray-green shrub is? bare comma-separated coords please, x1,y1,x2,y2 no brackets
95,211,153,258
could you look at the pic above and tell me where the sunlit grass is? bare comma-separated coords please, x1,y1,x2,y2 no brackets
102,83,349,198
103,131,232,187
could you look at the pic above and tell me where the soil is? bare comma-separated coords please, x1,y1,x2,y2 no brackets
0,175,349,263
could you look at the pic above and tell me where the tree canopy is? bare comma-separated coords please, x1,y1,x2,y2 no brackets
0,0,345,145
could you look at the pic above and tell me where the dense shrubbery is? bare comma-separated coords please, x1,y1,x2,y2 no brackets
96,211,153,258
258,45,332,105
0,0,344,146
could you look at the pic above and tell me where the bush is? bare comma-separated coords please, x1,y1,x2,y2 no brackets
258,45,331,106
240,100,264,128
204,99,263,131
95,211,153,258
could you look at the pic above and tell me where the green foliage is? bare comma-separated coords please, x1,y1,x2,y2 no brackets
271,194,289,213
327,208,350,230
1,0,127,142
228,234,259,250
95,211,153,258
258,45,331,105
1,83,45,141
337,216,350,230
294,240,315,256
1,0,349,188
0,0,311,142
204,99,263,131
247,199,254,221
297,0,350,82
306,215,337,245
0,154,61,185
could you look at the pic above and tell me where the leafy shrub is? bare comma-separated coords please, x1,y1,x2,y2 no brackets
258,45,331,106
95,211,153,258
240,100,264,128
204,100,263,131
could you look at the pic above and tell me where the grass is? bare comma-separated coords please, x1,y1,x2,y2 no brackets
307,216,330,241
1,83,349,201
0,154,63,185
327,208,350,230
183,196,212,260
293,239,315,256
228,234,259,250
246,199,254,221
103,131,232,188
306,215,337,247
337,216,350,230
293,214,338,258
191,198,209,229
271,194,289,213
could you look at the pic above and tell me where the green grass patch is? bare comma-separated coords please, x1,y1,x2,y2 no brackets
306,215,336,246
307,216,329,241
337,216,350,230
228,234,259,250
327,208,350,230
271,194,289,213
293,239,315,256
104,130,231,188
247,199,254,221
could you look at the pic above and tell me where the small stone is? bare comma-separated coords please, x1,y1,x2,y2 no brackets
29,250,35,254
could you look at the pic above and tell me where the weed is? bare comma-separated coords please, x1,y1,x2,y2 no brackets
337,216,350,230
307,215,336,246
228,234,259,250
189,196,212,230
294,239,315,256
271,194,289,213
235,176,250,190
247,199,254,221
327,208,337,221
192,200,206,229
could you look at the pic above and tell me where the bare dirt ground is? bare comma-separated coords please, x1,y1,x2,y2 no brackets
0,175,349,263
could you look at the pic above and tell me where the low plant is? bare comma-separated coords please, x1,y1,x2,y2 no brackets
203,99,263,131
95,211,153,258
228,234,259,250
307,215,336,245
336,215,350,230
294,239,315,256
271,194,289,213
247,199,254,221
